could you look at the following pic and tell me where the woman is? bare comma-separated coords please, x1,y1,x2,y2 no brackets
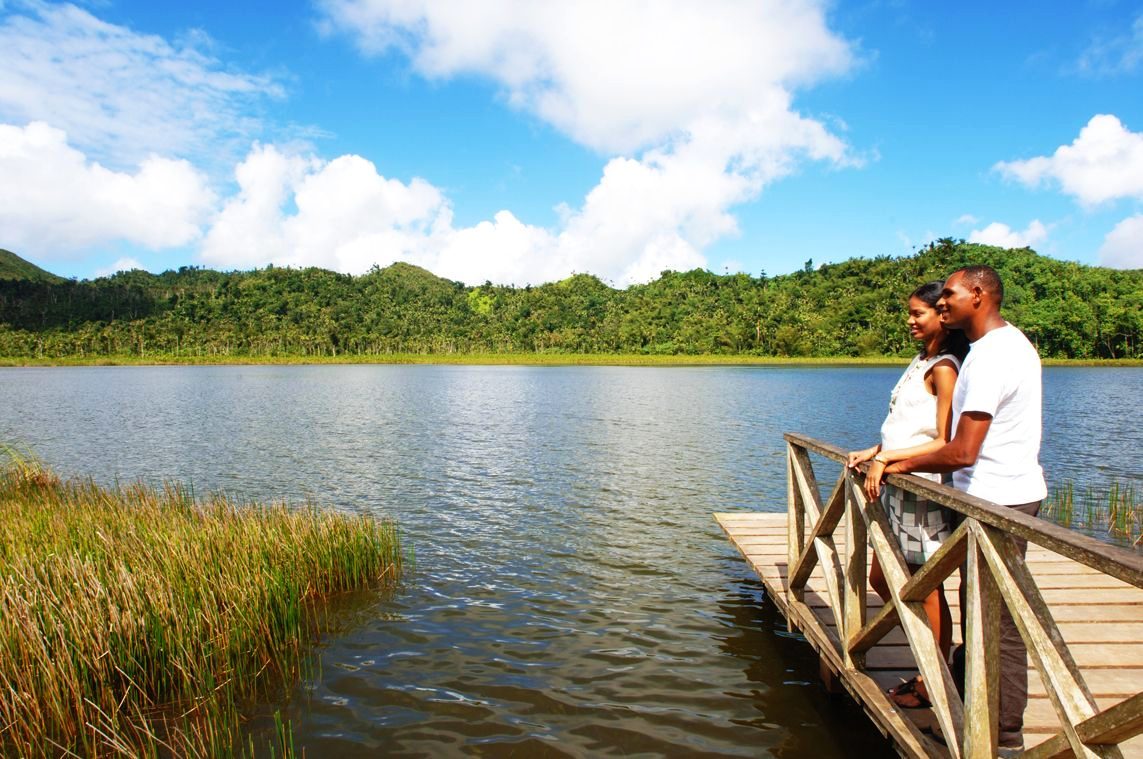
846,281,968,710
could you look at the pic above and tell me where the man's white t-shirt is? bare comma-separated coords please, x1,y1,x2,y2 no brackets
952,323,1047,504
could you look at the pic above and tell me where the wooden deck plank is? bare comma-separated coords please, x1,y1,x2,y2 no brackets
715,512,1143,758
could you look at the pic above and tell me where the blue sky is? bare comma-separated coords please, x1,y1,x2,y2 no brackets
1,0,1141,285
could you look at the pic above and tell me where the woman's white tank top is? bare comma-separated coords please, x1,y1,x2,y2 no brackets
879,352,961,481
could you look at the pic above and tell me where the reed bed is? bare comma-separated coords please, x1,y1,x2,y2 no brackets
0,450,402,757
1042,480,1141,546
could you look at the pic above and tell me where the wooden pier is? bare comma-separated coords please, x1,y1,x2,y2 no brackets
717,433,1143,758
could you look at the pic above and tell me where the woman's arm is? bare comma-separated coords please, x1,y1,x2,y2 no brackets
864,360,958,498
846,444,880,469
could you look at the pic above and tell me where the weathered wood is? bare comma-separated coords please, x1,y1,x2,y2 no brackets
720,424,1143,759
860,477,966,758
849,596,901,655
787,444,805,613
789,470,848,592
1029,670,1143,698
791,588,937,756
973,522,1114,759
790,448,848,636
718,511,1143,757
1055,623,1143,644
784,432,1143,589
844,469,868,670
1023,694,1143,759
963,527,1000,757
789,444,823,524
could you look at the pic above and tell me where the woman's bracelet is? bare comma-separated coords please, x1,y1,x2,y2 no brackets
873,453,889,465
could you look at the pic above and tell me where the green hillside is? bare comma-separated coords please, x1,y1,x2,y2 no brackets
0,250,65,284
0,240,1139,359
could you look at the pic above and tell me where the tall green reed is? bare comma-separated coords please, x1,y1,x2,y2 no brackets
1043,479,1140,545
0,456,402,757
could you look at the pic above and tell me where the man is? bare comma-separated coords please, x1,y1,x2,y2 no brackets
881,264,1046,751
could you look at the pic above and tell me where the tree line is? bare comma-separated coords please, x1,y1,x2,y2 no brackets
0,240,1139,359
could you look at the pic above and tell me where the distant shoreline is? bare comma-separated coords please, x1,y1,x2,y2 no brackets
2,353,1140,368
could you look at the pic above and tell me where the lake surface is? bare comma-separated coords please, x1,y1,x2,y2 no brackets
2,365,1139,757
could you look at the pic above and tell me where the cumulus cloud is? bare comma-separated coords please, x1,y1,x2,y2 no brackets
1098,214,1143,269
94,257,146,278
204,88,861,284
200,144,450,273
199,143,712,286
0,121,215,257
993,115,1143,206
968,220,1049,249
308,0,860,283
0,1,281,168
318,0,854,155
4,1,863,285
955,213,978,226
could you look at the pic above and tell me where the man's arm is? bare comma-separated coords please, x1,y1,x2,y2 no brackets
883,411,992,475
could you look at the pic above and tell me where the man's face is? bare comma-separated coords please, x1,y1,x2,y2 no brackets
937,272,976,329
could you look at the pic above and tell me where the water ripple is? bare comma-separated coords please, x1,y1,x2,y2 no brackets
2,365,1138,756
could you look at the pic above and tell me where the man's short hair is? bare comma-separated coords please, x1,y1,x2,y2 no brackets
952,264,1004,306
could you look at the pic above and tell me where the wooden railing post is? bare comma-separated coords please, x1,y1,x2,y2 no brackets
843,468,867,670
963,519,1000,758
787,442,805,620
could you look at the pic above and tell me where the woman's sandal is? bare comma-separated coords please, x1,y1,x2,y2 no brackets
887,676,932,709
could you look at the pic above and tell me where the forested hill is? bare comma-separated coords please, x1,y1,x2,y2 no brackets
0,240,1139,359
0,249,65,284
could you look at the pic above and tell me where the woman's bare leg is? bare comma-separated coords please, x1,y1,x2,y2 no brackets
899,570,952,706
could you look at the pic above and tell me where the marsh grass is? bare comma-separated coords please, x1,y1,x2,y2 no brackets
1042,480,1141,546
0,450,402,757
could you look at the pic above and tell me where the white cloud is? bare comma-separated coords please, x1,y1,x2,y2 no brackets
201,145,452,274
319,0,854,155
955,213,978,226
968,220,1049,249
0,1,281,168
311,0,860,283
0,121,216,257
3,2,864,286
1098,214,1143,269
199,143,716,286
1076,14,1143,76
94,257,146,278
993,114,1143,206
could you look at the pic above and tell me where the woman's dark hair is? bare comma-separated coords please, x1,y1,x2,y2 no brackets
911,280,969,362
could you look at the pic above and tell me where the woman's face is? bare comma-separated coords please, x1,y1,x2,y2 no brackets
906,296,943,343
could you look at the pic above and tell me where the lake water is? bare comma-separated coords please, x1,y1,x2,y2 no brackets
1,365,1139,757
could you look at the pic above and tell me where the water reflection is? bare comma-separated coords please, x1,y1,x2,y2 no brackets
1,364,1139,756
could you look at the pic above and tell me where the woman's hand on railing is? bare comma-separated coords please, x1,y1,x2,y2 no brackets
845,446,878,470
844,446,886,500
864,459,887,500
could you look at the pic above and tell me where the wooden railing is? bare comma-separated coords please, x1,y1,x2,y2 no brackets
784,432,1143,759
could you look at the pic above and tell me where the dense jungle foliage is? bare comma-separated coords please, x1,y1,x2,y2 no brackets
1,240,1139,359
